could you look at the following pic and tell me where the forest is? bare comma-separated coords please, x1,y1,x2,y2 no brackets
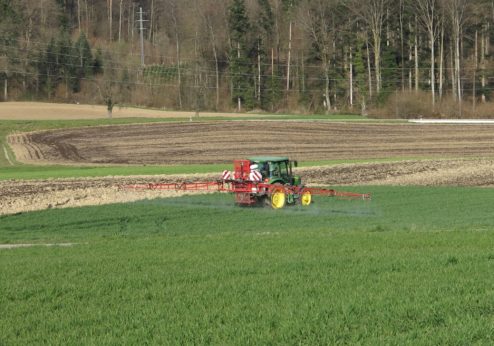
1,0,493,117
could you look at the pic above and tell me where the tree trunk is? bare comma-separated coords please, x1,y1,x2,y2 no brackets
85,0,89,33
486,23,490,55
207,17,220,111
77,0,81,33
131,3,135,41
430,30,435,107
439,22,444,100
271,47,275,111
372,32,381,94
4,78,7,101
414,20,419,92
171,7,182,109
214,51,220,111
301,50,305,95
324,67,331,113
349,47,353,109
118,0,123,42
366,39,373,99
481,26,486,103
386,7,390,47
399,0,405,91
237,42,241,112
408,23,413,90
108,0,113,41
455,29,461,105
286,20,292,91
194,30,200,114
148,0,154,41
176,37,182,109
258,39,261,104
450,44,456,99
473,29,478,112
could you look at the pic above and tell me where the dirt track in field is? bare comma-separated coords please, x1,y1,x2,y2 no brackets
8,121,494,165
0,102,255,120
2,159,494,215
0,173,219,216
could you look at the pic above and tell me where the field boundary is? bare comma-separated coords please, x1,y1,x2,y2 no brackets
0,243,79,250
409,119,494,124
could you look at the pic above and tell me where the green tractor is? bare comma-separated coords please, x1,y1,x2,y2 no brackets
248,156,301,186
234,156,312,209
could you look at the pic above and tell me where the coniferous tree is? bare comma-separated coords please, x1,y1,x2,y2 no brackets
44,38,59,99
0,0,21,100
93,48,104,75
354,36,369,114
228,0,254,110
257,0,274,109
379,44,399,103
72,32,93,92
57,33,74,97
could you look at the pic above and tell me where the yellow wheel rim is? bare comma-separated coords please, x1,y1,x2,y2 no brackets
271,190,286,209
301,191,312,206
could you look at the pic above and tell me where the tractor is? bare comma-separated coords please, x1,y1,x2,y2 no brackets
230,156,311,209
125,157,370,209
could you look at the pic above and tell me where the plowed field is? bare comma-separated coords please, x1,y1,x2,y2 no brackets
4,120,494,215
9,121,494,165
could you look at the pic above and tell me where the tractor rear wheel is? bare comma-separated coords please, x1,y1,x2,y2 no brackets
270,186,286,209
300,189,312,206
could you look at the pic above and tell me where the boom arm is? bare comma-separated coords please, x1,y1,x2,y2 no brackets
123,180,370,200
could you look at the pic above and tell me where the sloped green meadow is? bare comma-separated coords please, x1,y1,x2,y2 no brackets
1,186,494,344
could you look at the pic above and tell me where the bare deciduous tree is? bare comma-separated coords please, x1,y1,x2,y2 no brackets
415,0,440,107
107,0,113,40
300,0,337,112
347,0,388,94
444,0,469,105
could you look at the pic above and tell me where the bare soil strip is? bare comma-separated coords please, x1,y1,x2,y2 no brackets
1,160,493,216
0,102,266,120
301,159,494,186
0,173,219,216
409,119,494,124
9,122,494,166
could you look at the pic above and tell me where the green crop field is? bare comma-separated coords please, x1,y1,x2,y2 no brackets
1,186,493,344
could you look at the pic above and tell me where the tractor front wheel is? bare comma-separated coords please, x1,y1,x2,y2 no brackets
300,189,312,206
270,186,286,209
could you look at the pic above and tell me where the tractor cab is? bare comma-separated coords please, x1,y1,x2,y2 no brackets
248,156,301,186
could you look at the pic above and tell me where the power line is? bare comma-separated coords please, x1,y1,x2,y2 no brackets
1,35,488,72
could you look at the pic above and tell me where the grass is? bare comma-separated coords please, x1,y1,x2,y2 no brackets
0,157,442,180
0,163,232,180
1,186,494,344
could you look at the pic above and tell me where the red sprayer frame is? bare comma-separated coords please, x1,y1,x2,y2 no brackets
124,180,370,201
123,158,370,206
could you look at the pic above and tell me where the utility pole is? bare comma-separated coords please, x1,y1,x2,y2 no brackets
138,7,145,66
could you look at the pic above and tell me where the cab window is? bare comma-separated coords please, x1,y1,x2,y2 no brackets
269,161,288,178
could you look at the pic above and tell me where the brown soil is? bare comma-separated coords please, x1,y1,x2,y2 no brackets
9,121,494,165
4,120,494,215
0,173,219,216
0,102,259,120
300,159,494,186
2,159,493,216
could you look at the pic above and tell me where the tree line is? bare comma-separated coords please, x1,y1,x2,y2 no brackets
1,0,493,117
